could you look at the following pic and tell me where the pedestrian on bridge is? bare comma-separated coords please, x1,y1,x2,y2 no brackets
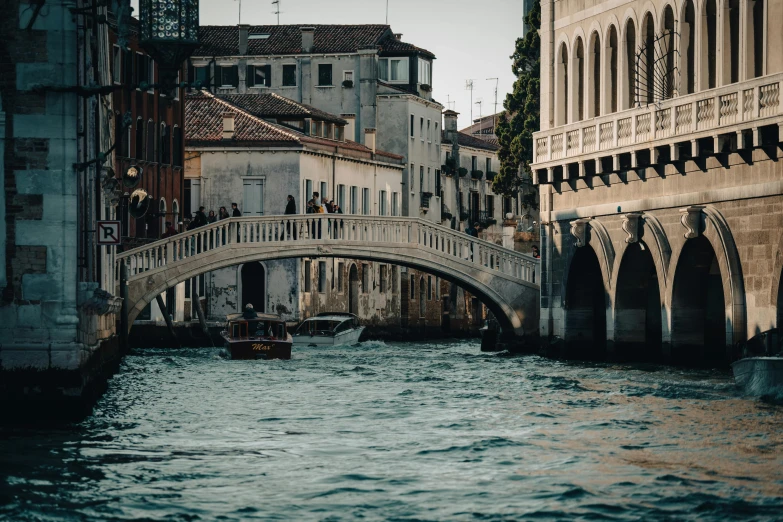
207,210,217,224
218,207,229,220
232,203,241,217
285,195,297,240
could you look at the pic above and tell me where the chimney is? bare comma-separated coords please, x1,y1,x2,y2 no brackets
222,112,235,140
394,33,403,40
443,110,459,132
238,24,249,55
301,27,315,53
341,114,356,142
364,128,376,152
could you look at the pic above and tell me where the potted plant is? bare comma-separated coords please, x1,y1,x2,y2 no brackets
458,167,468,178
342,79,354,88
442,212,453,221
459,211,469,221
471,169,484,180
486,171,497,181
420,84,432,92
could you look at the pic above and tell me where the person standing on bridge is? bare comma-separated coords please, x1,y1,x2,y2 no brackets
285,195,297,240
531,245,540,259
161,221,177,239
218,207,229,220
207,210,217,224
232,202,241,217
465,222,479,262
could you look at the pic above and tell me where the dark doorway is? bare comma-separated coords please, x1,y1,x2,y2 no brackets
614,243,662,361
419,277,426,318
671,236,726,366
470,192,480,225
349,264,359,315
241,262,265,312
564,247,607,359
166,287,176,319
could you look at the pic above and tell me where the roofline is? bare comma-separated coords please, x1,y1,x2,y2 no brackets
185,143,406,168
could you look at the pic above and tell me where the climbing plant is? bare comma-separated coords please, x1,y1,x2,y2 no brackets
493,0,540,210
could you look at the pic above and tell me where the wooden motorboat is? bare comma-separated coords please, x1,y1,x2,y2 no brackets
220,312,292,360
293,313,365,347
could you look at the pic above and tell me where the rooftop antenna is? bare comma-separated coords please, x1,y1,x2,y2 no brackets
465,79,475,124
487,77,499,117
234,0,241,24
385,0,389,24
446,94,456,111
272,0,280,25
475,100,483,135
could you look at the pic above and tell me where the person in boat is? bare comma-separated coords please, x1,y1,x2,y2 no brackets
243,303,258,319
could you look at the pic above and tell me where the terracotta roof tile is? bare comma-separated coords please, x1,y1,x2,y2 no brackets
441,131,500,152
379,37,435,58
219,93,347,124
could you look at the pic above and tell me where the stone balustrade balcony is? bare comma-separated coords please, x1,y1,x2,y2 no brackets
532,73,783,182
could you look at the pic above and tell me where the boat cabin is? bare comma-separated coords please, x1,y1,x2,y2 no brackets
225,313,287,340
295,313,360,336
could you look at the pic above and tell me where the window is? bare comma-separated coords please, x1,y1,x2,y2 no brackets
418,59,431,85
392,266,398,294
305,179,313,206
392,192,399,217
337,184,346,211
427,276,432,300
410,275,416,299
410,163,415,192
427,167,430,192
361,264,369,293
427,119,431,142
350,186,358,214
420,117,424,140
486,195,495,217
172,126,182,167
243,179,264,216
380,265,387,292
320,182,328,202
486,157,492,172
318,261,327,293
247,64,271,87
148,59,155,92
159,123,169,164
435,123,439,144
379,190,387,216
318,64,332,86
304,260,312,292
146,120,154,162
471,156,477,171
219,65,239,87
282,64,297,86
112,45,122,83
123,49,133,85
184,178,201,219
192,65,209,88
362,188,370,214
410,114,414,137
135,118,143,159
378,57,408,82
503,197,513,216
435,277,440,300
419,166,424,194
335,126,344,141
343,70,353,82
337,262,344,292
136,53,149,86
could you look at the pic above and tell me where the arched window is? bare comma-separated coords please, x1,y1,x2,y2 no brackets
135,117,143,159
556,42,569,126
159,198,167,238
172,199,179,232
746,0,765,78
702,0,718,90
662,5,675,98
723,0,740,85
641,13,655,104
115,113,125,157
624,19,636,109
172,125,182,167
682,0,696,94
605,25,618,113
572,37,585,122
587,31,601,118
159,122,169,164
146,119,155,162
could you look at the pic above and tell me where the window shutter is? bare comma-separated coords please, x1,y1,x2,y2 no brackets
263,65,271,87
246,65,255,87
231,66,239,87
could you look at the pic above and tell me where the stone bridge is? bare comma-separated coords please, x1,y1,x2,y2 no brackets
116,215,540,336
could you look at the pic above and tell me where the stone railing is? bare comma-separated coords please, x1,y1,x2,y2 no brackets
533,73,783,167
116,215,539,286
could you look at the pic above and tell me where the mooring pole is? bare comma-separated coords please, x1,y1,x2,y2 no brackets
120,262,129,353
156,294,180,347
191,277,209,336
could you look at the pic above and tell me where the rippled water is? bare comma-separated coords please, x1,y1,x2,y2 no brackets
2,340,783,521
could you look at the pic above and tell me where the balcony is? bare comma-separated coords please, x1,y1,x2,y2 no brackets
478,210,497,228
532,73,783,181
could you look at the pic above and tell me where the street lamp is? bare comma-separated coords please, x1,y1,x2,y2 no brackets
138,0,200,94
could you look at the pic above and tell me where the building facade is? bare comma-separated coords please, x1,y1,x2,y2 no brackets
533,0,783,364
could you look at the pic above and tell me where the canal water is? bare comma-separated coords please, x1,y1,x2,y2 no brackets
2,340,783,521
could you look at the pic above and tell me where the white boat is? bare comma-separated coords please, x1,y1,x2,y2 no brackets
731,328,783,396
293,313,365,347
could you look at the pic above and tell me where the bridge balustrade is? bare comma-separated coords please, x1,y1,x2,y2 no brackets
116,215,539,286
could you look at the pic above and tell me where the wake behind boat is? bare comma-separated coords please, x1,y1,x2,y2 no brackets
732,328,783,396
293,313,365,347
220,310,292,360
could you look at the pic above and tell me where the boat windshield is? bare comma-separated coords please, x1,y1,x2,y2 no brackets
228,320,286,339
296,320,341,335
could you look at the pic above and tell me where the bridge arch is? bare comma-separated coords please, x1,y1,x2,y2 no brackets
119,216,540,338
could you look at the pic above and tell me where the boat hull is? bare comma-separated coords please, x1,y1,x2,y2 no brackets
221,337,292,360
732,357,783,396
293,327,364,348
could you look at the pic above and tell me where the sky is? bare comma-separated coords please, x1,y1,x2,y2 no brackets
132,0,524,129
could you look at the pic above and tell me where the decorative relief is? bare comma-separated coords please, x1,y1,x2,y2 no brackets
569,218,590,248
622,213,642,244
679,206,705,239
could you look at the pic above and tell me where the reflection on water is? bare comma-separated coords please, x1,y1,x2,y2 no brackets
1,340,782,521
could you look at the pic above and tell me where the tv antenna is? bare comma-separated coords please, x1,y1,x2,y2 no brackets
271,0,281,24
475,100,483,134
234,0,241,24
385,0,389,24
446,94,455,111
465,79,475,124
487,77,499,117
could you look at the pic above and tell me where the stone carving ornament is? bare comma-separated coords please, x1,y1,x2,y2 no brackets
679,206,705,239
622,213,642,244
569,218,591,248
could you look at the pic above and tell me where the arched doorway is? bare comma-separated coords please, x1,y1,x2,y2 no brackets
564,247,607,359
702,0,718,90
556,42,569,126
348,264,359,315
241,262,265,312
671,236,726,366
615,243,662,361
587,31,601,118
623,18,636,109
681,0,696,94
723,0,740,85
572,37,585,122
606,25,618,113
